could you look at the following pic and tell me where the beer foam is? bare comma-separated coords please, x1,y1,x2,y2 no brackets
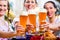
34,7,40,12
21,11,28,16
40,8,47,13
28,9,36,14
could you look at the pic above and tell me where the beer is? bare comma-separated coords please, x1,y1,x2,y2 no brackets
28,9,36,32
20,15,28,29
39,9,47,25
17,11,28,35
28,14,36,27
39,9,47,32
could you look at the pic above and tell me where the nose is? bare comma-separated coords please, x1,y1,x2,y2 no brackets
28,2,32,5
47,9,51,13
0,7,2,11
1,6,4,10
0,6,4,11
0,6,7,11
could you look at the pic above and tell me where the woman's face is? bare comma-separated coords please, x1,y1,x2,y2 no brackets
0,1,8,16
44,3,56,18
24,0,37,11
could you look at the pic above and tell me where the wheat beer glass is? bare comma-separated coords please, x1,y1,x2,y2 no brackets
39,9,47,25
39,9,47,32
28,9,36,33
17,11,28,37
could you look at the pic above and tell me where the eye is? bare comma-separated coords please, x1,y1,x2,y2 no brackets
31,1,34,3
45,7,48,9
50,7,53,9
26,1,30,3
4,5,7,7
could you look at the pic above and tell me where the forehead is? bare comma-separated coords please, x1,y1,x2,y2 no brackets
45,3,54,7
0,1,8,5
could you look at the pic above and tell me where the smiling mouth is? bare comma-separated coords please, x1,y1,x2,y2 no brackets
47,12,52,16
48,14,51,16
0,9,2,11
27,5,32,9
0,9,5,12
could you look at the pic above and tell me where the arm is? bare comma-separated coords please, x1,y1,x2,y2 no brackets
50,23,60,31
49,27,60,33
0,31,17,38
40,23,60,32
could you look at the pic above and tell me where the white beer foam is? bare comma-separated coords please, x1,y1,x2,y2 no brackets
34,7,40,13
21,11,28,16
28,9,36,14
40,8,47,13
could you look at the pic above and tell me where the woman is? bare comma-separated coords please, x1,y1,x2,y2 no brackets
24,0,37,11
0,0,21,40
13,0,38,33
12,0,38,40
43,1,60,38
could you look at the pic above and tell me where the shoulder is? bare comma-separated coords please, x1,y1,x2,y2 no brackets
12,16,19,26
56,15,60,22
13,17,19,22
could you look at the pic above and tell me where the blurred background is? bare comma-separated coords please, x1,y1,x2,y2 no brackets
9,0,60,16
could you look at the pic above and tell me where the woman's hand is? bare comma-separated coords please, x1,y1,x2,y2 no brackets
26,24,35,33
16,25,25,36
14,21,25,36
40,22,60,32
39,22,50,31
26,24,34,30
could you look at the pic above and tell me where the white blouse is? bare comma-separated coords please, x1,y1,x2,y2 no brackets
46,16,60,28
0,16,14,40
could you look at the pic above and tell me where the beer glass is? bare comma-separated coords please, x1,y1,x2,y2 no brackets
39,9,47,32
20,15,28,29
17,11,28,37
28,9,36,33
39,12,47,25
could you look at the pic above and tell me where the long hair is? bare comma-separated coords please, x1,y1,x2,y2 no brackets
7,1,10,19
1,0,10,23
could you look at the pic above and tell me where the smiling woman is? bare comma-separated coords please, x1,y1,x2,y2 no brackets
0,0,20,40
43,1,60,38
24,0,37,11
0,0,8,16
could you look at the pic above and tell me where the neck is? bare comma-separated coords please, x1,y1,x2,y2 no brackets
0,16,4,20
48,15,56,23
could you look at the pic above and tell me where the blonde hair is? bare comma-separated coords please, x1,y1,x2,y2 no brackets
0,0,10,21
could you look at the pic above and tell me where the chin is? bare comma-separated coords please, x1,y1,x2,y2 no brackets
48,16,53,18
0,14,4,16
